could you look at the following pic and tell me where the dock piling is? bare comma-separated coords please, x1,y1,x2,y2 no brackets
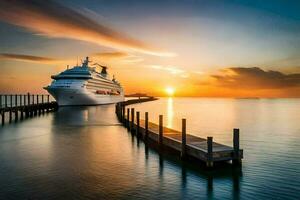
207,137,213,167
9,109,12,123
10,95,13,107
1,112,4,126
130,108,135,132
136,111,140,136
159,115,163,146
1,112,5,126
19,95,22,106
233,128,241,165
181,119,187,159
5,95,7,108
42,95,45,114
27,93,30,105
15,109,18,122
20,107,24,120
114,98,243,168
127,108,130,128
145,112,149,140
15,94,18,107
122,106,125,123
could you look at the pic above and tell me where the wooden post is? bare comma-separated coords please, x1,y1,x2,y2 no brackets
117,104,121,119
19,95,22,106
233,128,241,165
37,95,40,115
159,115,163,145
0,95,2,108
27,93,30,105
15,94,18,107
207,137,213,167
130,108,135,132
127,108,130,128
38,95,42,115
10,95,12,107
23,95,26,106
20,108,24,120
9,109,12,123
181,119,187,159
42,95,44,114
122,106,125,123
5,95,7,108
47,95,50,112
145,112,149,140
25,107,28,118
32,94,34,104
136,111,140,136
1,112,4,126
15,109,18,122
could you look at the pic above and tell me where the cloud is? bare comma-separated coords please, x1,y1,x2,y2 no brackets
0,53,60,64
92,51,144,63
149,65,185,74
209,67,300,89
0,0,174,57
93,52,130,60
121,57,144,63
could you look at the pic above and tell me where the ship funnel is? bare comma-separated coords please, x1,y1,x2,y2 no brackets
101,66,107,76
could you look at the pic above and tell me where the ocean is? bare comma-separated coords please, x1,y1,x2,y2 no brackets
0,97,299,199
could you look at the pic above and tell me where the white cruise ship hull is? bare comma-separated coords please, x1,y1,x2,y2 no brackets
45,56,125,106
46,87,124,106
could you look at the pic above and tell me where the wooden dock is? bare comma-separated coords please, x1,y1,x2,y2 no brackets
0,93,58,125
116,100,243,168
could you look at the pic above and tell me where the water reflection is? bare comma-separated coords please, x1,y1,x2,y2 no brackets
0,103,244,199
53,105,243,199
167,97,173,128
139,134,242,200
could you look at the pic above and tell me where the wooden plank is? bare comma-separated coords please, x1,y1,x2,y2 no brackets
122,110,243,165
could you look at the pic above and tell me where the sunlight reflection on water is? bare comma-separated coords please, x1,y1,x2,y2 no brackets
0,98,299,199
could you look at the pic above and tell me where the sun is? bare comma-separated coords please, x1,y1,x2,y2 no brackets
165,86,175,96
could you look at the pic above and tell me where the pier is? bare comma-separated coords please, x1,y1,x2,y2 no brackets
116,100,243,168
0,93,58,125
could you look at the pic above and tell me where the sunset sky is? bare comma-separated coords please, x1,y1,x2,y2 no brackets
1,0,300,97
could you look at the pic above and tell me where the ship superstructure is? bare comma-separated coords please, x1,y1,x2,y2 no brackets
45,57,124,106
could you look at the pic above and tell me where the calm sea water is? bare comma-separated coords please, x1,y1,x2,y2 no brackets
0,98,299,199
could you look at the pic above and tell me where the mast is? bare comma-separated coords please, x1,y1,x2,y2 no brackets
82,57,90,67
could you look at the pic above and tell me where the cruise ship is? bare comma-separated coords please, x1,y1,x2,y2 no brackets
44,57,125,106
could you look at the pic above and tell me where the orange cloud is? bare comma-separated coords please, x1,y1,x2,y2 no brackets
92,51,144,64
93,52,130,60
0,0,174,57
0,53,60,64
209,67,300,89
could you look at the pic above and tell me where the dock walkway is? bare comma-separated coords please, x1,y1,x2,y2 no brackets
116,100,243,167
0,94,58,125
